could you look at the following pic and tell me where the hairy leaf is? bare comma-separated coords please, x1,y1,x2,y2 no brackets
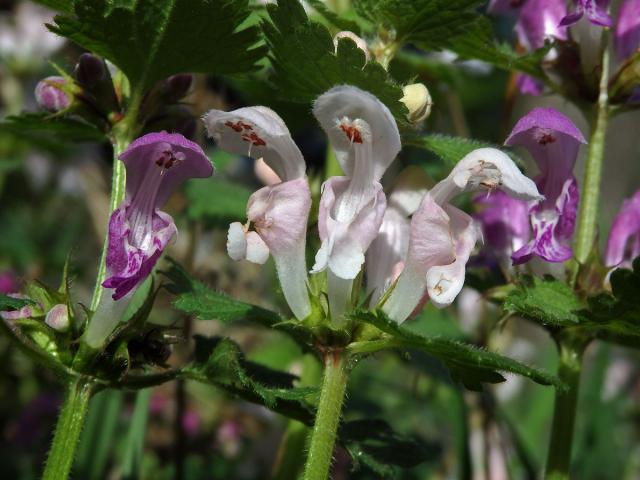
504,275,585,328
162,260,313,349
350,309,561,389
49,0,265,92
185,336,316,423
263,0,409,130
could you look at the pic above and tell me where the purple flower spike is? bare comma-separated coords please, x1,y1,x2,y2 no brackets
615,0,640,60
605,191,640,269
516,74,545,96
103,132,213,300
506,108,586,264
560,0,612,28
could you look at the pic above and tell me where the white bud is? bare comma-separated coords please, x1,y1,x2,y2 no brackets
400,83,432,124
45,303,69,332
333,31,370,62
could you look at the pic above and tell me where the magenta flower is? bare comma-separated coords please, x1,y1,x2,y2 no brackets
474,190,530,261
204,106,312,320
384,148,542,322
505,108,586,264
615,0,640,60
0,271,18,294
311,86,401,320
103,132,213,300
605,191,640,269
560,0,612,27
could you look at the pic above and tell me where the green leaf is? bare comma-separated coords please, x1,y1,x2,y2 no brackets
0,294,35,312
163,260,281,325
407,133,523,168
49,0,265,92
162,260,314,349
349,309,561,390
0,113,106,147
503,275,585,328
264,0,409,130
583,258,640,347
442,18,550,78
185,336,316,423
341,419,441,475
33,0,74,13
185,178,251,225
354,0,481,45
306,0,361,32
353,0,547,78
120,389,151,480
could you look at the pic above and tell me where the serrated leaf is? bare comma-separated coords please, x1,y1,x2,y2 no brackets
350,309,561,389
161,260,314,349
49,0,265,92
185,178,251,224
407,133,523,168
185,336,316,423
504,275,585,327
264,0,409,130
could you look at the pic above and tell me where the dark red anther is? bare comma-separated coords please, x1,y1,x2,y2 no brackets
225,120,243,132
339,123,363,143
538,133,556,145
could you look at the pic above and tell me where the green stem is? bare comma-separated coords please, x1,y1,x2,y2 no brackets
303,352,349,480
573,45,610,268
89,89,144,311
545,336,587,480
42,378,94,480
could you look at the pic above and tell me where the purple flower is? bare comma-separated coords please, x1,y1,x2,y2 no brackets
474,190,530,259
103,132,213,300
35,76,70,112
614,0,640,60
517,0,568,50
0,293,33,320
560,0,612,28
605,190,640,269
505,107,587,264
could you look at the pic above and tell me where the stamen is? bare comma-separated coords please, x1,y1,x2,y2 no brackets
534,128,557,145
337,116,364,143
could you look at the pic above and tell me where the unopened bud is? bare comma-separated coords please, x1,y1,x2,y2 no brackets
35,76,70,112
400,83,432,124
75,53,106,87
333,31,370,62
163,74,193,102
45,303,69,332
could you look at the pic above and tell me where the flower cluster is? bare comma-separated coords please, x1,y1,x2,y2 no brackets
204,86,542,325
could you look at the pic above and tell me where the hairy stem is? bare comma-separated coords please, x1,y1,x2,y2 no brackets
303,352,349,480
42,378,94,480
573,45,610,268
545,336,587,480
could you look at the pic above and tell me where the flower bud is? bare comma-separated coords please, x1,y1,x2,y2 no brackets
333,31,370,61
35,76,70,112
74,53,106,88
163,74,193,102
45,304,70,332
400,83,432,124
